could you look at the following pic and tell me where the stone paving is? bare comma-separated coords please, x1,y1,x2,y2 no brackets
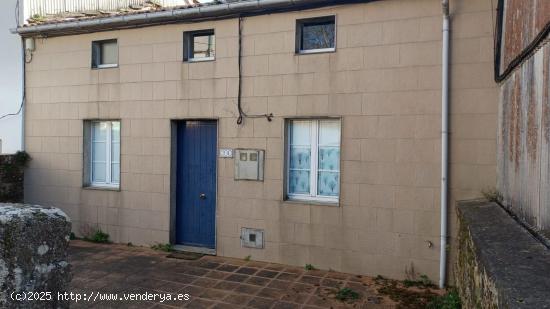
69,240,397,308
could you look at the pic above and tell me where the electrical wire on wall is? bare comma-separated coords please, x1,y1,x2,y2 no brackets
236,16,273,125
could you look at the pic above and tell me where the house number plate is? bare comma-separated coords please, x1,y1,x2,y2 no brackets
219,148,233,158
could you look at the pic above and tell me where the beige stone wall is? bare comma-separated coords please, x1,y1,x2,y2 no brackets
23,0,497,280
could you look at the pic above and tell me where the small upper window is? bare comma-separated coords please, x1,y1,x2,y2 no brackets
92,39,118,69
183,29,215,62
296,16,336,54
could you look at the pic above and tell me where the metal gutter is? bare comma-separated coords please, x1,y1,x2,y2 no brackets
13,0,377,37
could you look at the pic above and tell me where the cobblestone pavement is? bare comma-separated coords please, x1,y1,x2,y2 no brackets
69,240,396,308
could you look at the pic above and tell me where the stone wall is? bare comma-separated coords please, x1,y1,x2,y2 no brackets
454,200,550,308
0,203,71,308
0,152,30,203
454,200,499,308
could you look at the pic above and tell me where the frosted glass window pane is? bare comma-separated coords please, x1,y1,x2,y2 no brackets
111,143,120,163
101,41,118,65
290,146,311,169
89,121,120,186
93,142,106,162
289,170,310,194
111,163,120,183
92,122,108,141
92,162,106,183
287,119,341,200
319,121,340,145
317,171,339,196
111,121,120,142
290,121,311,145
318,147,340,171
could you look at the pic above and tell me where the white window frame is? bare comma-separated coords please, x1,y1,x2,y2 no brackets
297,47,336,55
184,29,216,62
296,16,337,55
188,56,216,63
90,121,120,188
286,119,340,204
96,63,118,69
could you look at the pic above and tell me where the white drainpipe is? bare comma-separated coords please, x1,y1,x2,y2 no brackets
20,39,26,151
440,0,450,289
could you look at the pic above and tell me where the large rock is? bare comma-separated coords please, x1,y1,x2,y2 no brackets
0,203,71,308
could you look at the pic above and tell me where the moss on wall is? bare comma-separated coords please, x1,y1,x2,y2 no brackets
454,206,499,309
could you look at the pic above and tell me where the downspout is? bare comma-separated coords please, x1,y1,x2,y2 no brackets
439,0,450,289
20,38,26,151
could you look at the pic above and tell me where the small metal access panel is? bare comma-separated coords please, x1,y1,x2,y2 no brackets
234,149,264,181
241,228,264,249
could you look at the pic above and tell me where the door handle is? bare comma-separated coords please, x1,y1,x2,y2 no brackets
199,193,206,200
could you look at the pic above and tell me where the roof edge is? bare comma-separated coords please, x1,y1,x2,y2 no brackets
15,0,377,38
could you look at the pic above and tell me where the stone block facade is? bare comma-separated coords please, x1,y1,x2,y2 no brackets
23,0,498,280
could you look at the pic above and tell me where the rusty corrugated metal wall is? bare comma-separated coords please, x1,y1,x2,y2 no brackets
497,0,550,232
500,0,550,72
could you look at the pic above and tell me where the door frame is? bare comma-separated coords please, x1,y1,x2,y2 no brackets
170,119,218,255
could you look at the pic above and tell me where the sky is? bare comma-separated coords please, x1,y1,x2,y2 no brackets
0,0,23,154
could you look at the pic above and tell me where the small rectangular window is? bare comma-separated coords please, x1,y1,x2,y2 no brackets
92,39,118,69
85,121,120,188
296,16,336,54
286,119,341,203
183,29,215,62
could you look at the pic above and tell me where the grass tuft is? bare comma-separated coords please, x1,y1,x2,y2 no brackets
151,243,173,252
335,287,360,302
82,229,110,243
481,187,503,204
305,264,316,271
426,288,461,309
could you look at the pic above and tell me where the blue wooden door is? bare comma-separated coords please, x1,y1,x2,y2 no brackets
176,121,217,248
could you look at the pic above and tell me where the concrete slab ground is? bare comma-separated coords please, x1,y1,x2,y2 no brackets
68,240,396,308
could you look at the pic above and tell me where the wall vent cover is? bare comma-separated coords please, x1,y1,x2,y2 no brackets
240,228,264,249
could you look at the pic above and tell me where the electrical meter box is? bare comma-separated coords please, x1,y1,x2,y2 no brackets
234,149,264,181
241,227,264,249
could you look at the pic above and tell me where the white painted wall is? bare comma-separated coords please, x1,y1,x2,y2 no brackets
0,0,23,154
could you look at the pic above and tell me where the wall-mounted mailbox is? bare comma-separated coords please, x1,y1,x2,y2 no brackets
234,149,264,181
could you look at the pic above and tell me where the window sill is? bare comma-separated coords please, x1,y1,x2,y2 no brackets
83,185,120,192
296,48,336,55
92,64,118,69
186,57,215,63
283,198,339,207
